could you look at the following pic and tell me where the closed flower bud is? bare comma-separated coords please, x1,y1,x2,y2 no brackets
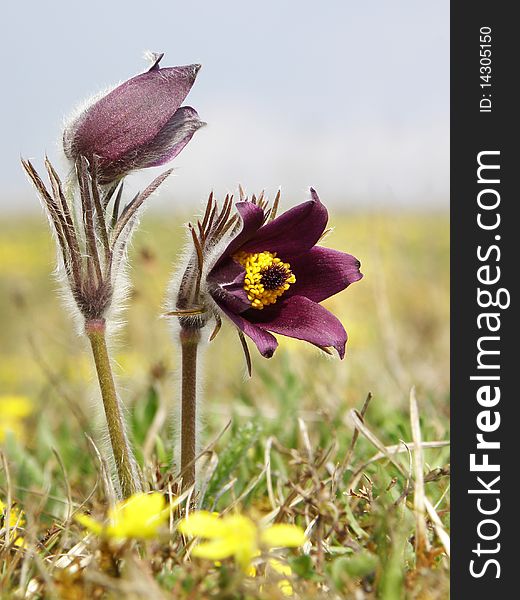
63,53,204,184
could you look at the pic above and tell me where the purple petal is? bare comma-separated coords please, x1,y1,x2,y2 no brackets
287,247,363,303
240,189,328,258
216,300,279,358
137,107,205,168
253,295,348,358
213,202,265,267
64,63,200,179
208,259,251,313
209,255,244,285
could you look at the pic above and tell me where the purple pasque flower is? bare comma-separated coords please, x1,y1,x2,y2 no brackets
206,189,363,358
63,53,204,184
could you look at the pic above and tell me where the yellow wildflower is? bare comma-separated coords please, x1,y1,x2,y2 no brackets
178,511,306,572
75,492,172,541
0,499,26,547
268,558,294,596
0,395,32,442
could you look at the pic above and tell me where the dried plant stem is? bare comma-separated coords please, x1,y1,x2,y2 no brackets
86,319,139,498
179,326,201,490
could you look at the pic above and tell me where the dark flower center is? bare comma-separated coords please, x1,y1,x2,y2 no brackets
233,251,296,310
261,264,290,290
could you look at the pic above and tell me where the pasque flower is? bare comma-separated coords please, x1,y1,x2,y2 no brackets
205,189,363,358
23,52,203,498
168,190,362,488
63,53,204,184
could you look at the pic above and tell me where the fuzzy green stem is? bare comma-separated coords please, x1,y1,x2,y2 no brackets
180,326,201,489
86,319,139,498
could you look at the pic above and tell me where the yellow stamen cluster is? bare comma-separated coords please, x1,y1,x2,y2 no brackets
234,251,296,310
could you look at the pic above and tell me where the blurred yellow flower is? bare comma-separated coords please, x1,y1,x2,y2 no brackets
76,492,172,541
269,558,294,596
178,511,306,572
0,395,32,442
0,499,26,547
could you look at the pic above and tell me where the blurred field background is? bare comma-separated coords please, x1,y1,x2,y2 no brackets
0,206,449,598
0,210,449,417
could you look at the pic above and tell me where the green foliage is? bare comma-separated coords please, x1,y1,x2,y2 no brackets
289,555,322,582
329,551,379,592
204,420,261,508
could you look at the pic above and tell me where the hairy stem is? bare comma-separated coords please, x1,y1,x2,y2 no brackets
86,319,140,498
180,326,201,489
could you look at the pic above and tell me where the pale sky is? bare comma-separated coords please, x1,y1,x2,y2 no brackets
2,0,449,213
